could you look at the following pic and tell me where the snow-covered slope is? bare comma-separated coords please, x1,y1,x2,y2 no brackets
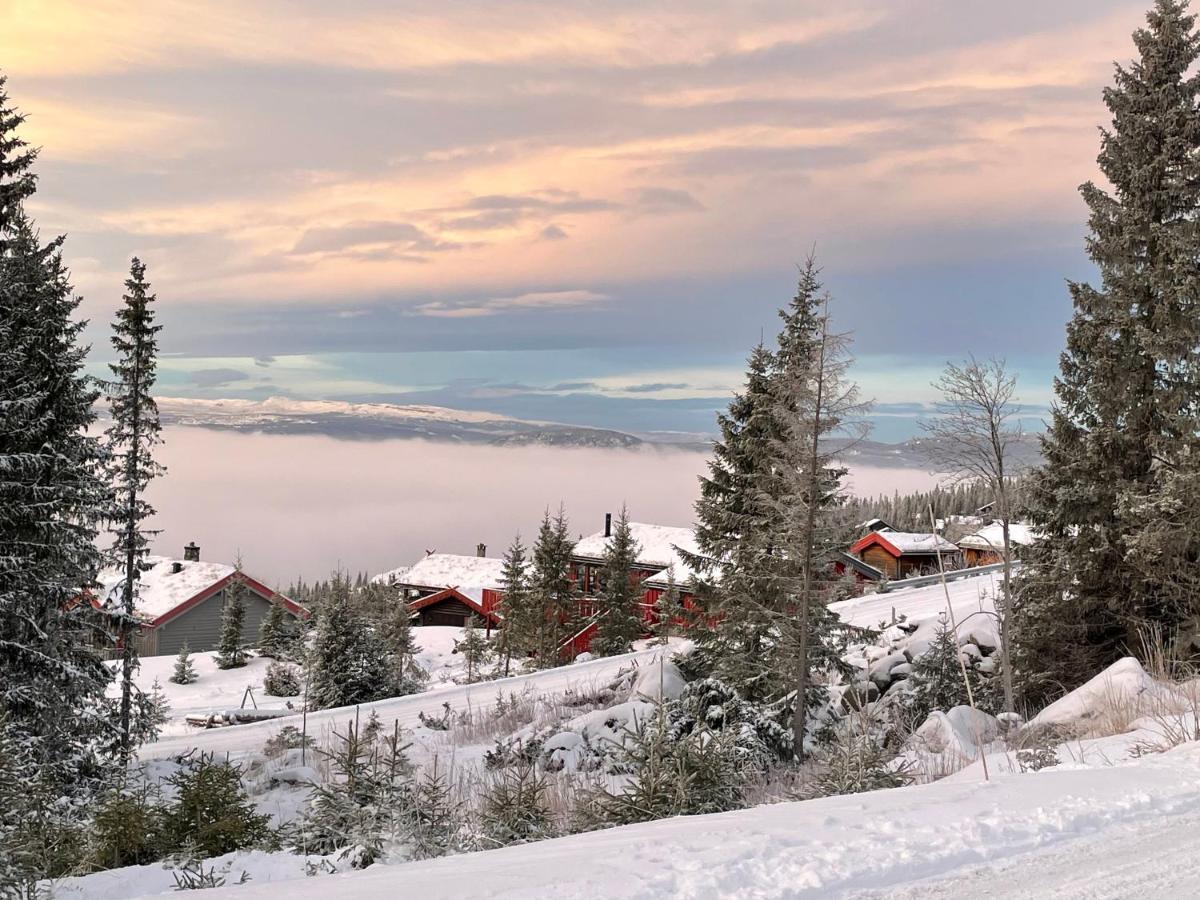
151,397,644,448
138,642,679,761
136,739,1200,899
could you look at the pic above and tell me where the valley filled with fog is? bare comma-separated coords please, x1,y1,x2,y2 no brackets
146,427,942,584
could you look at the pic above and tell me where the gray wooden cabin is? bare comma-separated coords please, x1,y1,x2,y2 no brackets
100,544,308,657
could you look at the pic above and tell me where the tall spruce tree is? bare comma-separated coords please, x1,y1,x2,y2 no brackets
496,535,533,676
0,75,113,792
1015,0,1200,703
529,507,578,666
760,262,861,756
104,257,164,759
680,341,783,698
591,506,643,656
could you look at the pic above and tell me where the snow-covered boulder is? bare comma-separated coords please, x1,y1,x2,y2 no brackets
630,660,685,701
1027,657,1179,732
900,706,1002,780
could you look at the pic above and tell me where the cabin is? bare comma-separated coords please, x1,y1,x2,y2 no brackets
375,545,505,629
857,517,893,535
93,543,308,657
956,523,1037,567
831,550,886,589
567,516,702,653
848,531,961,580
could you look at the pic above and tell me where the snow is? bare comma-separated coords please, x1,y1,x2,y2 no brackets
870,531,960,554
120,735,1200,899
96,556,235,621
373,553,507,594
955,522,1037,551
137,643,681,761
157,396,519,426
1027,656,1181,731
829,569,999,637
572,521,700,569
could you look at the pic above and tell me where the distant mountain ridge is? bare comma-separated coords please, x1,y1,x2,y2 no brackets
149,396,1044,466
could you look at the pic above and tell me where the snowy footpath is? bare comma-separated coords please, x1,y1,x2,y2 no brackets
141,740,1200,899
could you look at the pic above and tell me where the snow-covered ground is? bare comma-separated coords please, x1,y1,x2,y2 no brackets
105,733,1200,899
116,627,475,739
138,639,681,761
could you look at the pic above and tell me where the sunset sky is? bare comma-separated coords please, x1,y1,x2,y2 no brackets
2,0,1148,438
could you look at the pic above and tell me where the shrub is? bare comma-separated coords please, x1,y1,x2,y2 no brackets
87,778,165,870
263,661,301,697
160,754,273,858
478,762,554,847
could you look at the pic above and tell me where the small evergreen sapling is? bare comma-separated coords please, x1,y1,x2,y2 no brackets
216,570,250,670
454,618,494,684
160,753,272,858
652,567,683,645
170,643,197,685
264,661,302,697
478,760,554,847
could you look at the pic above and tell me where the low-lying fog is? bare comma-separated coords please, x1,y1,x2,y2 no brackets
146,427,941,585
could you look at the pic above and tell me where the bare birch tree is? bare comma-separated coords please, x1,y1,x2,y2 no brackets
920,356,1022,713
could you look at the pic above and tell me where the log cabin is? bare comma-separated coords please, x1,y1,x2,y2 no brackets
375,546,505,628
848,530,961,580
956,522,1036,567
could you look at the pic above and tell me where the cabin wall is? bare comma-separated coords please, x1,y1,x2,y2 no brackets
152,586,277,656
860,545,899,579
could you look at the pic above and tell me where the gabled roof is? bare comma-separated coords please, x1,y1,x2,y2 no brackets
956,522,1037,551
408,587,502,626
572,522,701,570
858,517,893,533
94,556,307,627
850,530,959,559
375,552,507,598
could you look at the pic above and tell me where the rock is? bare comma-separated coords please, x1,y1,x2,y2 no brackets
631,660,685,701
890,662,913,679
841,682,881,712
269,766,319,787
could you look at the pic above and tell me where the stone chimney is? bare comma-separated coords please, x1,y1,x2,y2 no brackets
604,512,612,538
170,561,183,574
476,542,487,558
183,542,200,562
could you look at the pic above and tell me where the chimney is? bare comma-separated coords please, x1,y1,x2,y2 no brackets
604,512,612,538
171,561,183,574
476,542,487,558
183,542,200,562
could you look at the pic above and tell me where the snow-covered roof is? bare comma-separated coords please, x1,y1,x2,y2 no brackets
376,553,507,594
573,522,701,570
852,531,959,556
96,556,237,622
956,523,1037,551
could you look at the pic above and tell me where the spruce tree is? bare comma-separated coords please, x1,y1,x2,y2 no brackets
170,643,197,685
761,259,860,756
1015,0,1200,703
529,507,578,666
454,617,494,683
495,535,533,676
216,569,249,669
680,341,783,698
258,598,294,659
0,75,113,793
591,506,643,656
306,574,393,709
653,567,683,645
104,256,165,759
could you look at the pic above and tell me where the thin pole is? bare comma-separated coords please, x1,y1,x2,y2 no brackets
929,504,989,782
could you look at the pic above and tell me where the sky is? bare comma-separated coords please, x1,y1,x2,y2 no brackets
2,0,1148,440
